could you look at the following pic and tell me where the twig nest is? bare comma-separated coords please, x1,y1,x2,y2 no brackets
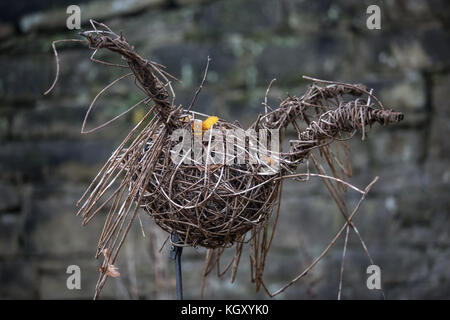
126,121,282,248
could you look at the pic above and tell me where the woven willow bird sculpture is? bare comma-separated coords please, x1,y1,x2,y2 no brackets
46,21,403,299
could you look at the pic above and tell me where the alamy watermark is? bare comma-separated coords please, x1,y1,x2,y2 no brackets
66,264,81,290
169,124,281,173
66,5,81,30
366,5,381,30
366,264,381,290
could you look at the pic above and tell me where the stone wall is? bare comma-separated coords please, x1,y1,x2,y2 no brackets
0,0,449,299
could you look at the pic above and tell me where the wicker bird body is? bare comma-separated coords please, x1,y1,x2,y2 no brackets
126,122,282,249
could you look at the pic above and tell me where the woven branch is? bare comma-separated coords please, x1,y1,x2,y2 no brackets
81,29,182,129
289,101,404,165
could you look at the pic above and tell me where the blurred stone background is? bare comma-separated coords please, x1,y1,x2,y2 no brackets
0,0,449,299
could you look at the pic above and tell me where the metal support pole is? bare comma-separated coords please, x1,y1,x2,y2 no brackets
170,232,183,300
